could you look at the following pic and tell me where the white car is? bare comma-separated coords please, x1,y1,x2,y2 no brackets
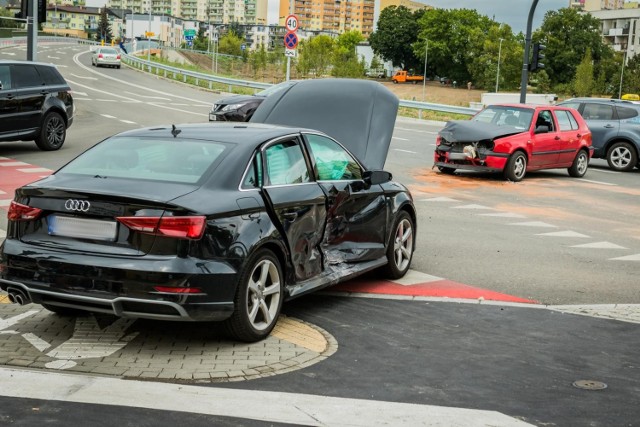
91,47,121,68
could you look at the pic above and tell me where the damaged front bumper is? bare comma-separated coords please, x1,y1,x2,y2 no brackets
433,142,510,172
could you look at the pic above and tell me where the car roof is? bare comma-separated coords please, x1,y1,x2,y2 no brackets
0,59,58,68
487,103,571,110
560,97,640,106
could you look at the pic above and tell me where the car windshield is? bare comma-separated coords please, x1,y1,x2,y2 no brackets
256,81,297,97
473,106,533,130
58,136,229,184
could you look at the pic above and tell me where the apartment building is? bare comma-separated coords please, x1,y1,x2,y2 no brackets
379,0,431,13
105,0,267,24
590,7,640,60
570,0,625,11
279,0,375,38
42,5,100,38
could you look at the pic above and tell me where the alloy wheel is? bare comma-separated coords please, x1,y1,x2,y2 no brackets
393,218,413,272
246,259,281,331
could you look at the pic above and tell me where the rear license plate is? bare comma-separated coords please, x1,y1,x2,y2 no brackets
48,215,117,241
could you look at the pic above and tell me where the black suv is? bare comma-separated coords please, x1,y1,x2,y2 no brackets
0,60,73,151
558,98,640,171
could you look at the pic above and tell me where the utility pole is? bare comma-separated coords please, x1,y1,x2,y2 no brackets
27,0,38,61
519,0,539,103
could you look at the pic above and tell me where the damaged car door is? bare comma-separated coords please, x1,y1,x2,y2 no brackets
260,136,327,281
303,133,388,264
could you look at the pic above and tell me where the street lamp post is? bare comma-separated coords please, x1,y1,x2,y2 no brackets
422,37,428,102
495,38,504,93
618,50,626,99
147,1,152,71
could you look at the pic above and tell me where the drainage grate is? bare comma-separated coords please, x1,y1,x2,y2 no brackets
572,380,608,391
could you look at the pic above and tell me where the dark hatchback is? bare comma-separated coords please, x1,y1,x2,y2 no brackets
209,80,297,122
0,60,74,150
1,79,416,342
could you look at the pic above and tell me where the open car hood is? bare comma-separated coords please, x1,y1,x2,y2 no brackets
439,120,523,142
250,78,399,170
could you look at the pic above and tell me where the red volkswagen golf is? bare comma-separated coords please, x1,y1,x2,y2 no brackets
434,104,593,181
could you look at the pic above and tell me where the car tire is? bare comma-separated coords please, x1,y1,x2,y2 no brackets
117,65,121,69
606,142,637,172
437,166,456,175
35,111,66,151
41,303,86,316
382,211,414,280
392,80,398,84
504,151,527,182
224,249,283,342
568,150,589,178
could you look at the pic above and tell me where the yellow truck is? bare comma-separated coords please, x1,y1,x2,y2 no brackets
391,70,424,84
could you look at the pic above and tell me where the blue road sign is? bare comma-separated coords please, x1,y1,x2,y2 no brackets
241,44,246,51
284,32,298,50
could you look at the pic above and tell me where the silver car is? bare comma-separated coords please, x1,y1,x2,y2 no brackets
91,47,121,69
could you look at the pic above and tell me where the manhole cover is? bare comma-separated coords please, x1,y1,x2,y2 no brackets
572,380,608,390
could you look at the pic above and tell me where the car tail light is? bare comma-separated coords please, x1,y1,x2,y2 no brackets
116,54,121,59
153,286,204,294
7,201,43,221
98,53,104,58
116,216,206,239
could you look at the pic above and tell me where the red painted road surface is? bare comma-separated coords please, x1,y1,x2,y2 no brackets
0,157,537,304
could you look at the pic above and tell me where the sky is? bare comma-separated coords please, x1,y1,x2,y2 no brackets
267,0,569,33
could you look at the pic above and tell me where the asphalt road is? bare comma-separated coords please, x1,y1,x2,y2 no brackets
0,42,639,427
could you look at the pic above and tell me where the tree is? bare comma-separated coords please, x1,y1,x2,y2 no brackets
533,8,613,85
95,7,113,43
249,43,268,78
296,35,335,77
193,26,209,51
218,31,243,56
369,6,423,70
0,8,20,28
415,8,496,85
573,48,594,97
331,31,365,78
618,53,640,96
467,24,522,90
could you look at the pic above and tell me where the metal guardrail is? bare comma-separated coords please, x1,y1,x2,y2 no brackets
1,36,479,116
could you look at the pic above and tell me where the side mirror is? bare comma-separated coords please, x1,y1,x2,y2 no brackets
363,170,392,186
535,125,550,134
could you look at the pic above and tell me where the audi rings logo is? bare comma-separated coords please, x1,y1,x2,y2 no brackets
64,199,91,212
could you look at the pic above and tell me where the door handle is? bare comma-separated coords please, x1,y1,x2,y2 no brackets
604,124,615,128
576,134,581,138
554,136,561,140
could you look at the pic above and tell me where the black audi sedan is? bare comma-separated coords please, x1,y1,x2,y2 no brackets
0,79,416,342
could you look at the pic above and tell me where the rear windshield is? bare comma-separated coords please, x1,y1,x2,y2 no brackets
99,48,119,55
473,106,534,130
59,136,229,184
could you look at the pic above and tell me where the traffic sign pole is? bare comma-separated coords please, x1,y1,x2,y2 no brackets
285,12,298,81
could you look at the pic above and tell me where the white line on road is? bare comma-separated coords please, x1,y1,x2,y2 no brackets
101,114,117,119
120,120,137,124
96,99,117,102
47,56,61,59
590,168,618,174
0,367,534,427
124,92,171,100
394,149,418,154
576,178,616,186
392,137,409,141
70,74,98,80
0,52,16,56
73,91,88,97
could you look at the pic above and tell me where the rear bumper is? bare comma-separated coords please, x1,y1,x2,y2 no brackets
0,241,238,322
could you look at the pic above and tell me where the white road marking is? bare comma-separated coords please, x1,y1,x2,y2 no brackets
610,253,640,261
72,98,91,101
0,190,5,194
1,52,16,56
0,161,29,166
420,197,459,202
96,99,117,102
392,136,409,141
17,168,51,173
453,204,493,210
571,242,627,249
124,92,171,100
0,367,535,427
576,178,616,186
101,114,117,119
0,311,39,331
120,120,137,124
47,56,60,59
536,231,590,238
392,270,443,286
0,200,11,207
478,212,527,218
394,149,418,154
509,221,557,228
70,74,98,80
73,91,88,97
590,168,618,174
22,333,51,352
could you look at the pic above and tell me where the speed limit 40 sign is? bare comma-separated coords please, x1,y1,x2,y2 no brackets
285,14,299,32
